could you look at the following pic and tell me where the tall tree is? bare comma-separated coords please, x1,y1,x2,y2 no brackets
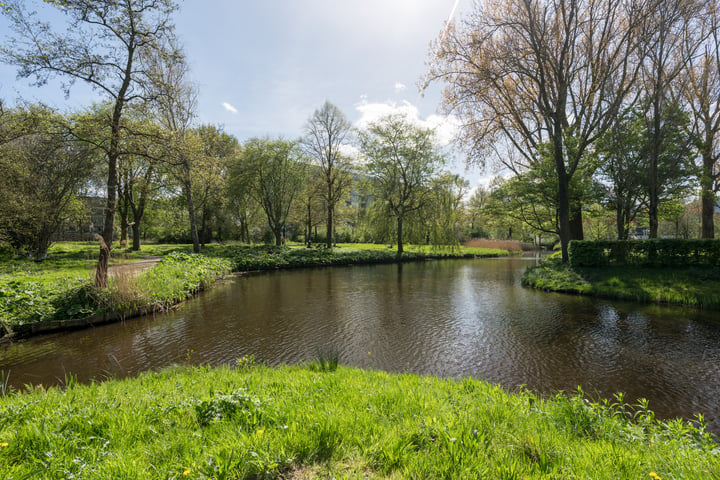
683,2,720,238
239,138,305,246
1,0,180,286
359,113,445,254
429,0,647,262
148,39,201,252
639,0,700,238
303,101,354,248
192,125,238,245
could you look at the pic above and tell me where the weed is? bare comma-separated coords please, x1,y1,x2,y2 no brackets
309,347,340,372
235,354,257,369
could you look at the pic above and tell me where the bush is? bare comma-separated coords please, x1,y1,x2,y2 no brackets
569,239,720,268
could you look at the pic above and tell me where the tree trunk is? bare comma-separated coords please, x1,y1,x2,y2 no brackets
96,152,118,288
183,162,200,254
307,203,312,246
274,227,283,246
569,203,584,241
701,151,716,239
616,206,625,240
396,215,404,255
648,94,662,239
326,204,334,248
132,222,141,251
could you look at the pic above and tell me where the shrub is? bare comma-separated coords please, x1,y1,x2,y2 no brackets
569,239,720,268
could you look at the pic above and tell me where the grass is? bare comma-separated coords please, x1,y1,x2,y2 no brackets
0,363,717,479
522,256,720,309
1,246,232,332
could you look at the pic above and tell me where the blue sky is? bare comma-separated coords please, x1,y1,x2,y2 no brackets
0,0,486,184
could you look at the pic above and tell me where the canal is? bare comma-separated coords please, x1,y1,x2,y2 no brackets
2,257,719,431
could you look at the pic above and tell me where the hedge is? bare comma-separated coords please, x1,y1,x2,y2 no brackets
568,239,720,268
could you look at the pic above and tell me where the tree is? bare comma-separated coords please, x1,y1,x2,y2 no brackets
425,173,469,246
466,185,491,238
147,37,201,252
0,105,98,258
597,109,648,239
303,101,354,248
639,0,701,238
192,125,238,245
429,0,648,262
683,2,720,238
239,138,305,246
359,113,445,254
1,0,181,286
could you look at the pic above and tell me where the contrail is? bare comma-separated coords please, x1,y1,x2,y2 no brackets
422,0,462,91
439,0,461,44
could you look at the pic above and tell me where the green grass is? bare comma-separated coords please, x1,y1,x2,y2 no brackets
1,246,231,332
522,257,720,309
0,363,716,479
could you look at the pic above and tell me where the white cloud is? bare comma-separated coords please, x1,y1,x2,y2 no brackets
394,82,407,93
222,102,238,114
354,98,460,147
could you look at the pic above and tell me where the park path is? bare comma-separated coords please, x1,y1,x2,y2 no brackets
108,256,161,277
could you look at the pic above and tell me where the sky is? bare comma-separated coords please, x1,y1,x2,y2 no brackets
0,0,488,185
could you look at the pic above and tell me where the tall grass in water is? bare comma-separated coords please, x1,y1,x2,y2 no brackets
309,347,340,372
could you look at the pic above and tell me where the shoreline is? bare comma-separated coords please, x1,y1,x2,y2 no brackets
1,246,512,342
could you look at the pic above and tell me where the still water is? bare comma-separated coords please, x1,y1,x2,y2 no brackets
2,257,720,431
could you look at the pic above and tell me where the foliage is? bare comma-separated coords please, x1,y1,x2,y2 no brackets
568,239,720,268
0,104,99,258
1,0,182,287
0,247,230,331
359,113,445,254
429,0,646,262
227,244,507,272
234,138,306,246
0,364,717,479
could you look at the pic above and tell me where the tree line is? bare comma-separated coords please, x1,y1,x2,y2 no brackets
429,0,720,262
0,0,466,286
2,0,719,283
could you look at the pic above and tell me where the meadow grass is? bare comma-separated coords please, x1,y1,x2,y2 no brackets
522,256,720,309
0,363,716,479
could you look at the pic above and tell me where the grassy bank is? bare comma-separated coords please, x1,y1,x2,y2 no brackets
1,249,231,334
0,363,716,479
522,256,720,309
1,242,508,335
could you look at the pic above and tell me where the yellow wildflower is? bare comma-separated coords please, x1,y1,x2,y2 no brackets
182,469,192,476
256,428,264,437
0,442,8,448
649,472,662,480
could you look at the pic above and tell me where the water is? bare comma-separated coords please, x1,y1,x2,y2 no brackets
2,257,720,431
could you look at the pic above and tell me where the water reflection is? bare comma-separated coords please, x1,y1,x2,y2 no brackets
2,258,720,432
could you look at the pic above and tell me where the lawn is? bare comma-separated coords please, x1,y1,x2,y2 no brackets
0,362,716,479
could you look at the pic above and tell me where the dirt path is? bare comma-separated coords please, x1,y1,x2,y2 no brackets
108,256,162,277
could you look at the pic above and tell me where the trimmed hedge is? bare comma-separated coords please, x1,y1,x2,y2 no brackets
568,239,720,268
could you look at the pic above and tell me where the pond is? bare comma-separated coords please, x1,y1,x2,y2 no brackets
2,257,720,432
